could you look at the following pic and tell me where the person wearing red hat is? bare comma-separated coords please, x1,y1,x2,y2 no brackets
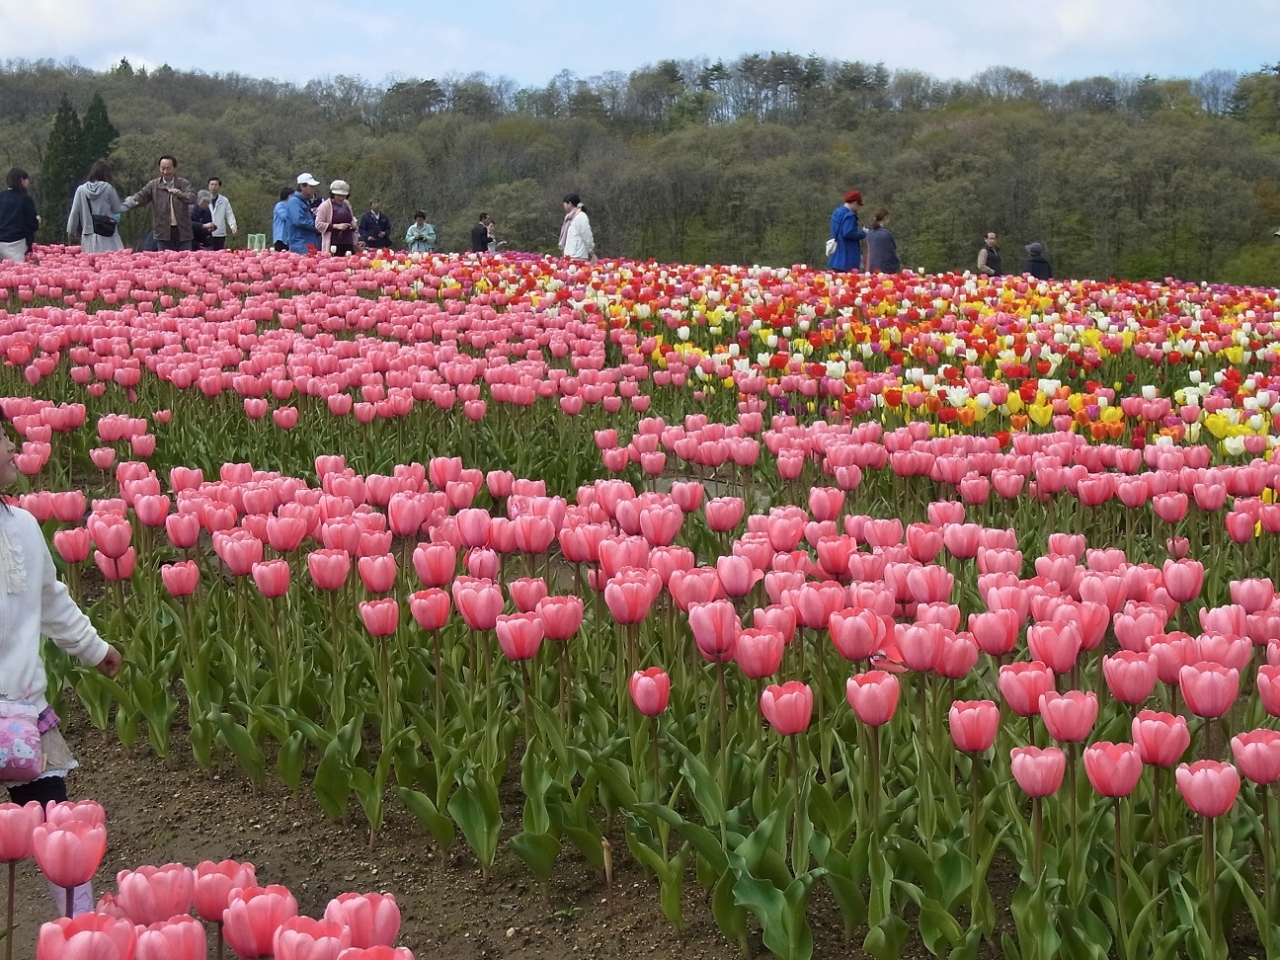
827,190,867,271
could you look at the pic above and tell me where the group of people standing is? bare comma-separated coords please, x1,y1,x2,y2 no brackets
826,190,1052,279
270,174,442,256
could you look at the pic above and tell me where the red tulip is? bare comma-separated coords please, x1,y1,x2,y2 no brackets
115,862,194,926
1131,710,1191,767
948,700,999,753
0,801,44,862
323,892,401,949
192,860,256,923
1083,742,1143,797
1010,746,1066,798
760,681,813,736
274,916,352,960
36,912,136,960
1178,661,1239,719
1230,729,1280,785
222,885,298,959
1176,761,1240,818
629,667,671,716
846,671,900,727
359,599,400,637
135,915,206,960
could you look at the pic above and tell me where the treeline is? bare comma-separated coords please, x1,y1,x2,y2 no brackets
1,55,1279,283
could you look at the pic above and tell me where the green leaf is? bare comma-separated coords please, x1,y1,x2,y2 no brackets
510,831,562,882
313,730,354,821
212,712,266,782
448,765,502,872
711,866,750,954
636,803,729,876
396,787,455,849
276,730,308,792
863,915,909,960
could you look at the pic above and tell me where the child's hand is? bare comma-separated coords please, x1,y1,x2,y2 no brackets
97,644,123,677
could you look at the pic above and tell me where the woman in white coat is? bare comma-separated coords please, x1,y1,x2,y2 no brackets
66,161,126,253
558,193,597,262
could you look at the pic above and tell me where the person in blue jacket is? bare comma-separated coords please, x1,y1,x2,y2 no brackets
282,173,321,253
271,186,293,251
828,189,867,271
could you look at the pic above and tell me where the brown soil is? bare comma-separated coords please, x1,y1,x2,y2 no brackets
7,701,1265,959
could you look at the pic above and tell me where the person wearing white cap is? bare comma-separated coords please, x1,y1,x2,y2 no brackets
281,173,321,253
314,179,356,256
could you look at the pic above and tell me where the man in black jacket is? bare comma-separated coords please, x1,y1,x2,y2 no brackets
358,199,391,250
471,213,493,253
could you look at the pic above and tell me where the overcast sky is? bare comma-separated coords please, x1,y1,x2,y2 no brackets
5,0,1275,89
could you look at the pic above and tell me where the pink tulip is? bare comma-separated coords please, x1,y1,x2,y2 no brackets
1131,710,1191,767
222,885,298,960
452,578,504,631
408,589,451,632
192,860,256,923
32,820,107,889
1010,746,1066,798
998,661,1056,718
1176,761,1240,818
1038,690,1098,743
629,667,671,716
251,560,291,599
307,549,351,591
274,917,352,960
135,915,206,960
357,554,398,594
323,892,401,949
495,612,544,661
535,595,584,641
115,862,194,926
948,700,999,753
1083,742,1143,798
603,570,657,625
689,600,741,663
36,913,136,960
760,682,813,736
733,628,785,679
335,947,414,960
846,671,900,727
1179,661,1239,719
1259,665,1280,717
1162,559,1204,604
161,560,200,598
0,801,44,862
1102,651,1158,704
358,599,400,638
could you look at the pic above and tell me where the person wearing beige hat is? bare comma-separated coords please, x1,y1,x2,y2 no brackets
314,179,356,255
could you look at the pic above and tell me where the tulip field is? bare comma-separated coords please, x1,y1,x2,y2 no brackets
4,247,1280,959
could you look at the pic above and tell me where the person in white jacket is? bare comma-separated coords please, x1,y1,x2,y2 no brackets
207,177,238,249
0,419,122,914
558,193,597,261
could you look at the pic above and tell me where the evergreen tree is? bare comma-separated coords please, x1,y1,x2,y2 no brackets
39,94,83,242
79,93,118,170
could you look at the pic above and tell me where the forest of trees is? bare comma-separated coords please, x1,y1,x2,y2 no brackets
1,54,1278,283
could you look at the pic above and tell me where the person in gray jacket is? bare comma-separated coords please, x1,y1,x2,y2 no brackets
866,208,901,274
67,161,126,253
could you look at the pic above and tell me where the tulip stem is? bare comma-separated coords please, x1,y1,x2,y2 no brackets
65,885,73,919
1114,796,1127,960
1032,796,1043,878
969,756,981,931
1262,785,1273,923
5,861,15,960
869,722,881,829
651,715,661,804
717,661,729,810
433,628,444,740
791,734,805,875
217,920,224,960
1204,815,1218,950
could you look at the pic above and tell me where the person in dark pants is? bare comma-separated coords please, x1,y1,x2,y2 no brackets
827,190,866,271
121,155,197,251
0,417,123,915
1021,242,1052,279
0,168,40,262
471,213,493,253
976,231,1002,277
